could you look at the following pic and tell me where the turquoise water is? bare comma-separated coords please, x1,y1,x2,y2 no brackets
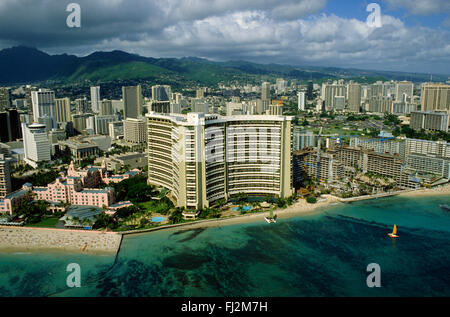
151,216,166,223
1,195,449,297
233,206,252,212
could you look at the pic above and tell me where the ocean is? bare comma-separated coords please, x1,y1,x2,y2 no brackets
1,195,449,297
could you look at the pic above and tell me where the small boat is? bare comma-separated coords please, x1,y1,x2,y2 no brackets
388,224,399,238
440,205,450,212
265,207,277,223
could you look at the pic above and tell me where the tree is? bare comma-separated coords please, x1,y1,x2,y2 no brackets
306,196,317,204
93,213,117,229
169,208,184,224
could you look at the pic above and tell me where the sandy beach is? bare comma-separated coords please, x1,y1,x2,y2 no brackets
398,184,450,198
0,226,122,255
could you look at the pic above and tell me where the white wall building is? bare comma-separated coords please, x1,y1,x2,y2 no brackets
297,92,305,111
22,123,51,168
90,86,101,113
31,89,55,125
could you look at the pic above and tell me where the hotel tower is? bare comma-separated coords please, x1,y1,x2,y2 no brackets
146,112,295,210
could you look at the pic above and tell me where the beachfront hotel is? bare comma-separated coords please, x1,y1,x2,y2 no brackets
146,112,295,211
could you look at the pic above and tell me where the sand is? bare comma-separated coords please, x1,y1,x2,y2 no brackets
398,184,450,198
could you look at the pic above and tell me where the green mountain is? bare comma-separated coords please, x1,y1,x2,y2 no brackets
0,46,446,86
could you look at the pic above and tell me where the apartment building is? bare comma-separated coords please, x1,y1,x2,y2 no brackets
405,138,450,180
294,146,419,189
410,111,449,132
421,83,450,113
124,117,147,143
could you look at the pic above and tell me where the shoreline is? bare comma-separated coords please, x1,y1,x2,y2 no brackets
397,184,450,198
0,226,122,255
1,185,448,254
122,194,341,235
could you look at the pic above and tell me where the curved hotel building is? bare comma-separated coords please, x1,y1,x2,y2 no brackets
146,112,295,210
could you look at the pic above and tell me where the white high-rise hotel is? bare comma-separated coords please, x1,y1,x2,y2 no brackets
21,123,51,168
147,113,295,210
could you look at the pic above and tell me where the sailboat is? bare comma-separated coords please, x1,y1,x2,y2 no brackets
265,206,277,223
388,224,399,238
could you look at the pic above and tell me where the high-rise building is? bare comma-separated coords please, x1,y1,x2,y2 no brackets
95,115,118,135
293,127,316,151
100,99,113,116
395,81,414,102
75,97,89,114
25,85,37,118
90,86,101,113
0,109,22,142
31,89,55,124
146,112,294,210
22,122,51,168
0,87,12,111
123,117,146,143
370,82,385,98
108,121,124,140
71,113,92,134
152,85,171,101
405,138,450,180
122,85,143,119
276,78,288,94
261,82,271,101
55,98,71,123
322,82,345,110
347,83,362,113
307,81,314,100
369,96,393,113
297,92,305,111
150,100,171,114
421,83,450,113
410,111,449,132
383,81,396,97
334,96,345,110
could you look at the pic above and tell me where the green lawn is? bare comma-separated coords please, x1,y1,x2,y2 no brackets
136,201,156,213
26,217,60,228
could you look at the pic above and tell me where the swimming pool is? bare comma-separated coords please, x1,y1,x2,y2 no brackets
150,216,166,223
233,206,252,212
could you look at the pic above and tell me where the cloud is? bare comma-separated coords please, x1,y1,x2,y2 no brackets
383,0,450,15
0,0,448,74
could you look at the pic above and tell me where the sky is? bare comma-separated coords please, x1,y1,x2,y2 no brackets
0,0,449,75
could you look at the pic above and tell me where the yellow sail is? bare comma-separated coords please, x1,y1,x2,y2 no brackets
392,224,397,235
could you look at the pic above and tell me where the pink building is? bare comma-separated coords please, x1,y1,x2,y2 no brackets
0,162,141,215
33,176,115,209
66,160,141,185
0,184,33,215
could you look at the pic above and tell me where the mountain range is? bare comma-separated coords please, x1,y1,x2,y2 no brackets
0,46,447,86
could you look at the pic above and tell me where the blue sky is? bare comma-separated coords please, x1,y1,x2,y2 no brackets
322,0,449,28
0,0,448,75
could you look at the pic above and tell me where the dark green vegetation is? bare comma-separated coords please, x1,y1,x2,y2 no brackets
110,176,157,203
1,46,446,86
11,169,60,191
15,196,52,224
393,125,450,142
26,217,60,228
